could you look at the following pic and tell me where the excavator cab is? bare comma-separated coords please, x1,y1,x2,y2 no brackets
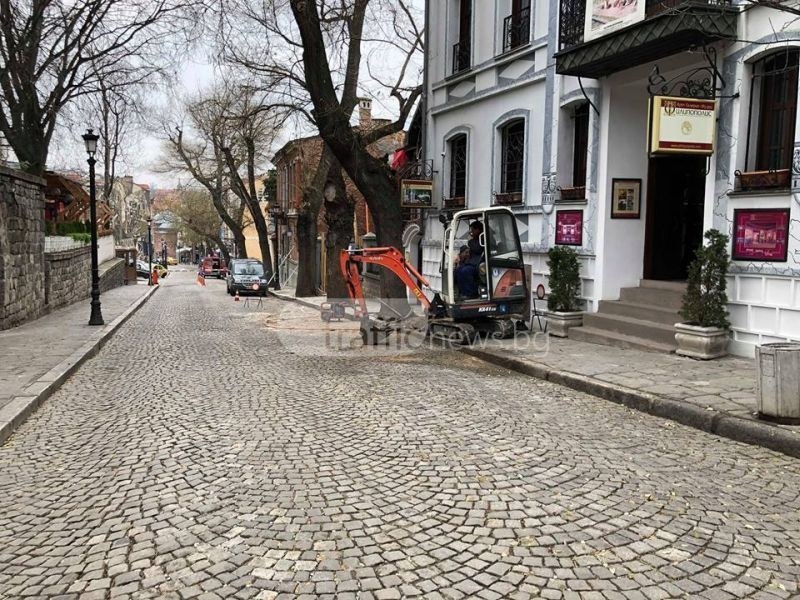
441,207,528,322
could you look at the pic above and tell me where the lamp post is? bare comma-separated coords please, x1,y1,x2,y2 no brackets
147,216,153,286
82,129,104,326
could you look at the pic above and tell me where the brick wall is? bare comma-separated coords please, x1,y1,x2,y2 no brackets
44,246,91,311
0,166,46,330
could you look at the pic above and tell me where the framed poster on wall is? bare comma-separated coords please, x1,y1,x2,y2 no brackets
611,178,641,219
584,0,645,42
555,210,583,246
732,208,790,262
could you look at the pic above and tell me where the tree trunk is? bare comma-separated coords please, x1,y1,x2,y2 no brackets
8,125,47,176
289,1,409,314
295,212,318,297
234,229,248,260
324,165,353,299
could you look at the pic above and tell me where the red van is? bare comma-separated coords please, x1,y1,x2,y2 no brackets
201,256,228,279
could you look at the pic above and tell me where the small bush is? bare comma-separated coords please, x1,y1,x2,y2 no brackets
68,232,91,244
55,221,88,235
547,245,581,312
680,229,730,329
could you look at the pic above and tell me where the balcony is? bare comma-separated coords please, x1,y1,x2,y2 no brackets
502,7,532,54
452,41,471,75
556,0,735,78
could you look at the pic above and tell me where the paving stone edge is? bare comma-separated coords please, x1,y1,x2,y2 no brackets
463,348,800,460
0,285,159,446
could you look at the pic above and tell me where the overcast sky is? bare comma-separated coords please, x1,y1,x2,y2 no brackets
45,1,423,191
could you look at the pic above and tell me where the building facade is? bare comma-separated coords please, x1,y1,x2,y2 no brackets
422,0,800,357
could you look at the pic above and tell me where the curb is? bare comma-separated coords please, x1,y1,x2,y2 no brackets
0,285,159,446
463,348,800,460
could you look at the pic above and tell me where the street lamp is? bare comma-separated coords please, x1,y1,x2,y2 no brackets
146,216,153,286
82,129,104,326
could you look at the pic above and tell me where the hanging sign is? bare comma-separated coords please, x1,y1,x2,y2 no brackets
650,96,716,155
400,179,433,208
584,0,645,42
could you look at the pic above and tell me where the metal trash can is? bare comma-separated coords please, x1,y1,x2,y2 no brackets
756,342,800,424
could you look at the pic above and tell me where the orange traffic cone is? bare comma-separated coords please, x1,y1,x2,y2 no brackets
234,291,240,302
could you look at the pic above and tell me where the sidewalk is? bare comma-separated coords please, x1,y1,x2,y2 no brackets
272,288,800,458
0,283,156,443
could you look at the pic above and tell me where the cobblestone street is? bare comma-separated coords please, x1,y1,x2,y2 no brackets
1,271,799,600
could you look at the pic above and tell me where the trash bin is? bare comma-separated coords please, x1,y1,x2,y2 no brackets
756,342,800,424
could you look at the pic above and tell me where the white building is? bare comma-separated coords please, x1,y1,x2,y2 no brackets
420,0,800,357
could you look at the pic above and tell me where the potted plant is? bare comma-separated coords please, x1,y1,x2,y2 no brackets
675,229,731,359
545,245,583,337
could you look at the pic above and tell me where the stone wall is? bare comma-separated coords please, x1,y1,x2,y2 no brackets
99,258,124,293
44,247,91,311
0,166,46,330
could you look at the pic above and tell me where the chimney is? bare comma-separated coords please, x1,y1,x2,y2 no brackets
358,98,372,129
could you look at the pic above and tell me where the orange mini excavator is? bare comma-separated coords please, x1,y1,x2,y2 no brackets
324,206,529,345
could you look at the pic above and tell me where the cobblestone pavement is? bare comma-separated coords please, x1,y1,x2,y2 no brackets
0,283,151,412
1,272,800,600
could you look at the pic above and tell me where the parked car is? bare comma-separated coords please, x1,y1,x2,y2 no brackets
226,259,269,296
201,256,227,279
136,260,167,279
167,257,178,266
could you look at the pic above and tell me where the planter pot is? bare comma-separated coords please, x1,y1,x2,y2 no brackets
735,169,790,192
545,310,583,337
674,322,729,360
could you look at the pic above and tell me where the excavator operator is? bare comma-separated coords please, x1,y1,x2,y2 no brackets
455,245,479,298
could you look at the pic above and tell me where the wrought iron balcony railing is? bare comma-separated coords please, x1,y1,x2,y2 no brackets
502,7,531,53
452,41,471,74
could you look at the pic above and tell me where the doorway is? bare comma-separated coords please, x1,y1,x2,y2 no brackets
644,155,707,281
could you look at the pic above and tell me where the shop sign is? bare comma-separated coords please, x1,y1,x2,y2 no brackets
400,179,433,208
650,96,716,155
584,0,645,42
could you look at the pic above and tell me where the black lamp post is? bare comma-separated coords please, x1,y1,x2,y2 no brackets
82,129,104,326
147,216,153,286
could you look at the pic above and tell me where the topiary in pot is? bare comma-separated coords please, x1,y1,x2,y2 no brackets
676,229,730,359
545,245,582,336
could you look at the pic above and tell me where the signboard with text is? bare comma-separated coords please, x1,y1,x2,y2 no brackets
650,96,716,155
400,179,433,208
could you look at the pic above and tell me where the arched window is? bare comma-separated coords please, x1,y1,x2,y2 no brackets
750,50,799,172
449,134,467,201
501,119,525,194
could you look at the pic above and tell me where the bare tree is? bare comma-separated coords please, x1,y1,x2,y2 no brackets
0,0,200,175
283,0,421,306
219,84,287,279
217,0,421,303
159,88,252,260
167,188,228,258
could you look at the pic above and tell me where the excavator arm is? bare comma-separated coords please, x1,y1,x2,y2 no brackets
340,247,431,318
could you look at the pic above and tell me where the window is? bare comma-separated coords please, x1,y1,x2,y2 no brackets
452,0,472,74
503,0,531,53
449,134,467,202
754,50,799,171
572,103,589,187
501,119,525,195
